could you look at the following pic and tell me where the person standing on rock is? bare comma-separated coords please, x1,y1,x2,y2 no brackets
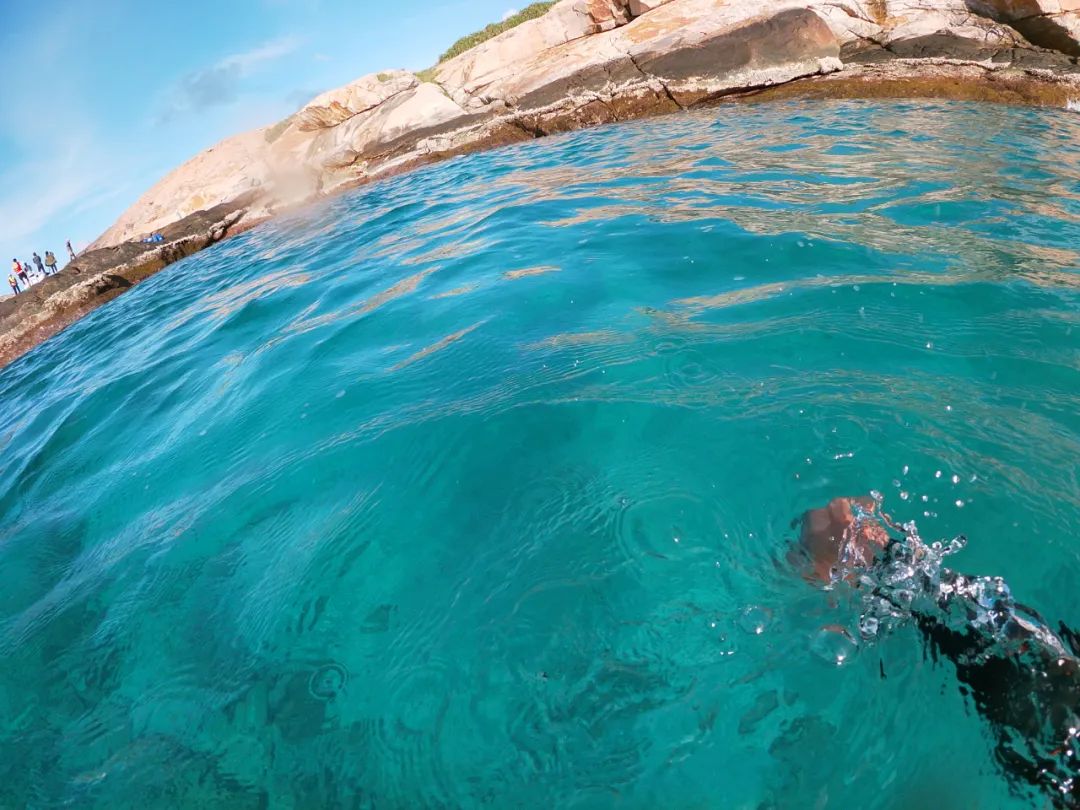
66,240,76,261
8,274,20,295
32,252,45,276
14,260,28,287
44,251,58,274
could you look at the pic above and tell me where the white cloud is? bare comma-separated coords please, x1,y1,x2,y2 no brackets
501,8,519,20
221,37,302,72
0,136,126,252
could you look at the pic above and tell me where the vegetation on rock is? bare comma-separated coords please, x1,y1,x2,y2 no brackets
438,3,555,64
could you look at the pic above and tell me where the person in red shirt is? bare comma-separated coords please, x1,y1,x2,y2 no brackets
12,259,28,287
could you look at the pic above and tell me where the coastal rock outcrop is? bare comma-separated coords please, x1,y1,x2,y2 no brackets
90,0,1080,254
10,0,1080,369
90,0,1080,257
432,0,632,112
294,70,418,131
309,83,478,177
89,130,271,250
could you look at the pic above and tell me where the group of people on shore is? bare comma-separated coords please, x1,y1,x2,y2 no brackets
8,241,76,296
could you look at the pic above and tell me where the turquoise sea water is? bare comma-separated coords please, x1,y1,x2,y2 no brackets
0,100,1078,808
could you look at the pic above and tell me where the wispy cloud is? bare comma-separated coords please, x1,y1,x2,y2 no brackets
222,37,301,72
0,136,127,252
501,8,519,20
158,36,301,123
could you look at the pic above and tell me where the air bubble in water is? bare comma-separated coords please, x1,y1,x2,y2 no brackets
738,606,773,635
859,616,879,640
884,563,915,586
811,626,858,666
716,633,737,657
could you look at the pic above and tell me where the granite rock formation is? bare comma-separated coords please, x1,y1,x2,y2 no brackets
91,0,1080,251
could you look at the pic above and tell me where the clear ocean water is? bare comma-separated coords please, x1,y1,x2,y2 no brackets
0,100,1078,808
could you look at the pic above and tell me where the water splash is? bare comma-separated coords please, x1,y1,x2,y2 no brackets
828,494,1080,806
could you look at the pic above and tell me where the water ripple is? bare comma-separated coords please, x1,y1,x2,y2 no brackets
0,100,1077,808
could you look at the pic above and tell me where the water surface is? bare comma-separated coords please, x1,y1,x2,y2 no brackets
0,100,1078,808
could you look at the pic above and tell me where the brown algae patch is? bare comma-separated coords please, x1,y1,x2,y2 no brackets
738,68,1078,108
429,284,478,300
504,265,561,280
393,320,487,370
287,267,437,336
524,329,631,351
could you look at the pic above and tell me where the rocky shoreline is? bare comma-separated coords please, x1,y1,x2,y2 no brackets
0,196,258,369
4,0,1080,370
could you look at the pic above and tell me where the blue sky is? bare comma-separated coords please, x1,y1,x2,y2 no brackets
0,0,519,261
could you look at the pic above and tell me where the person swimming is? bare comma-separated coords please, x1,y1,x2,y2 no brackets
797,497,1079,807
